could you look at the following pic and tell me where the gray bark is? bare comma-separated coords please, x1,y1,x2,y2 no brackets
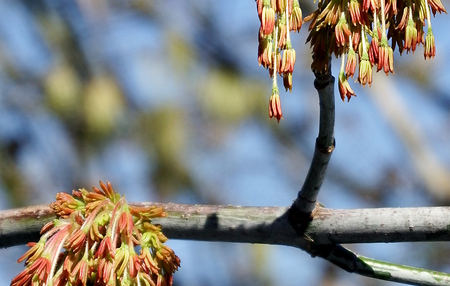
2,203,450,248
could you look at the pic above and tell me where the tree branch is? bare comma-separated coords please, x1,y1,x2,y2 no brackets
4,203,450,285
0,205,55,249
316,244,450,285
3,203,450,248
290,60,336,228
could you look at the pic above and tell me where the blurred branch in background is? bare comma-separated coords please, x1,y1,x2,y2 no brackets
370,75,450,202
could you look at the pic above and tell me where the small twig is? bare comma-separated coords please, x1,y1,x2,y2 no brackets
316,244,450,285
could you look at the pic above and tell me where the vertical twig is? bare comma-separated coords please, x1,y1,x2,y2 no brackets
290,59,335,227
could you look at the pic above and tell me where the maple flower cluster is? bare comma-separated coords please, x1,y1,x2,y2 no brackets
257,0,446,116
305,0,446,101
12,181,180,286
257,0,303,122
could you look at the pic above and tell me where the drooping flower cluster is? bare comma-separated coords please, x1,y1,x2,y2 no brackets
12,181,180,286
304,0,446,101
257,0,303,122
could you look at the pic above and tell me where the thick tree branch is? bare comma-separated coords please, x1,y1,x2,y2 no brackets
4,203,450,284
0,205,55,249
3,204,450,248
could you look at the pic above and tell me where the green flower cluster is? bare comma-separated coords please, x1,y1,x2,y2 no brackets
12,182,179,286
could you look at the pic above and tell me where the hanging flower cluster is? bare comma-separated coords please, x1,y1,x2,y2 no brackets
12,181,180,286
257,0,446,116
257,0,303,122
305,0,446,101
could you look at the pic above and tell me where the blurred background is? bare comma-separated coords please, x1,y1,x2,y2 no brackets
1,0,450,285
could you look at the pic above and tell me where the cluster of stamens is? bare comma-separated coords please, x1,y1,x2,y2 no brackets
12,181,180,286
257,0,446,115
306,0,446,101
257,0,303,122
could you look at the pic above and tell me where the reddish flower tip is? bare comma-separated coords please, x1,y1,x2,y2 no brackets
338,72,356,101
268,89,283,123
